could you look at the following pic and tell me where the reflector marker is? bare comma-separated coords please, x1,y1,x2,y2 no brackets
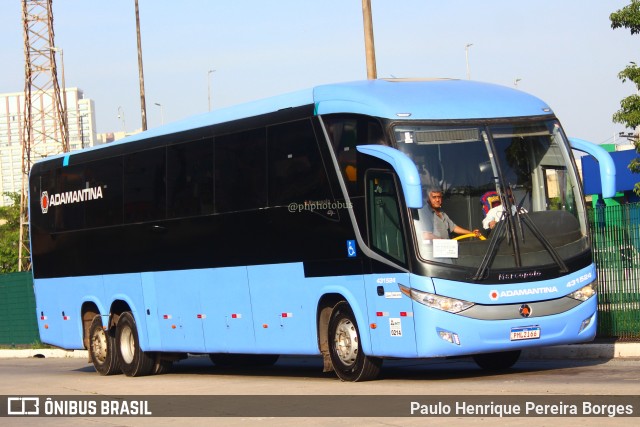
62,315,70,321
281,312,293,318
376,311,389,317
231,313,242,319
40,316,47,320
197,314,206,319
400,312,413,317
163,314,172,319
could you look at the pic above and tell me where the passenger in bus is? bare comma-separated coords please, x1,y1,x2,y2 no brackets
482,188,527,230
422,189,482,240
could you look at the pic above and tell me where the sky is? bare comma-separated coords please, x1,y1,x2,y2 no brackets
0,0,638,145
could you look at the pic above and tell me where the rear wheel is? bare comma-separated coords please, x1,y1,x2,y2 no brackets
88,315,121,375
116,312,154,377
152,358,173,375
328,301,381,381
473,350,521,371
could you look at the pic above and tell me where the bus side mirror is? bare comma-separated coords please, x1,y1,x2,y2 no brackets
356,145,422,208
569,137,616,199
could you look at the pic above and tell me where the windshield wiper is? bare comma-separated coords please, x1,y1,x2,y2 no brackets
472,193,522,281
517,212,569,273
510,186,568,273
471,218,506,281
473,195,569,280
514,189,527,243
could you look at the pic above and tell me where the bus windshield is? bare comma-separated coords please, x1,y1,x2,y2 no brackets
395,119,589,274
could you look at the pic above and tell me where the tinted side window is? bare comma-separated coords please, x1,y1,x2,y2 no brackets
167,139,214,218
53,164,85,231
323,115,385,196
215,129,267,213
85,156,123,228
267,119,331,206
123,148,166,223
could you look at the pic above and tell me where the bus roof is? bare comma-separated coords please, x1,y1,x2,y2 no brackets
44,79,554,163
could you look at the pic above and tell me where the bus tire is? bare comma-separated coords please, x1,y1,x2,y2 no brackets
152,358,173,375
473,350,521,371
328,301,382,382
116,312,154,377
88,315,121,376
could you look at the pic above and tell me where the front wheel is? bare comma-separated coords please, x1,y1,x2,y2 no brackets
473,350,521,371
88,315,121,376
116,312,154,377
328,301,382,381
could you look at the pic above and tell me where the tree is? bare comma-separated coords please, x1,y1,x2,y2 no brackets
0,193,21,273
611,0,640,195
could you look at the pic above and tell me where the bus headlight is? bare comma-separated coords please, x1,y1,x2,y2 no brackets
567,283,597,301
399,284,474,314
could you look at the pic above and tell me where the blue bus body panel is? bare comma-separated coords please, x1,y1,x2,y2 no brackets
314,79,552,120
412,295,597,358
35,275,106,349
197,267,255,353
35,262,369,355
405,264,597,357
363,273,418,357
430,264,596,304
34,261,597,358
147,270,206,352
247,264,317,354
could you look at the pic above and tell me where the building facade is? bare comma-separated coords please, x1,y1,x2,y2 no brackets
0,88,97,206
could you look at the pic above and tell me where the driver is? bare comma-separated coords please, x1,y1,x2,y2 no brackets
422,189,482,240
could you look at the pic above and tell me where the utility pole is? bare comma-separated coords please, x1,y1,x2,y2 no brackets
361,0,377,80
20,0,69,271
465,43,473,80
135,0,147,131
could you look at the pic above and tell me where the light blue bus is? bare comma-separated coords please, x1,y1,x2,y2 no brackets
29,79,615,381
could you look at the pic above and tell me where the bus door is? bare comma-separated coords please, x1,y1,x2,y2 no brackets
363,170,417,357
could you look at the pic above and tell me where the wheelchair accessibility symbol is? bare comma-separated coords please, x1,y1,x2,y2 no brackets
347,240,357,257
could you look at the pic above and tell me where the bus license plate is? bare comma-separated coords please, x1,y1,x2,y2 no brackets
510,326,541,341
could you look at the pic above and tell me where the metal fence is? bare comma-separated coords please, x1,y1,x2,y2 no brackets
589,202,640,339
0,271,39,346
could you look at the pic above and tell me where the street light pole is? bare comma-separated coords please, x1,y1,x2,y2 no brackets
154,102,164,125
465,43,473,80
361,0,377,80
208,69,216,111
135,0,148,131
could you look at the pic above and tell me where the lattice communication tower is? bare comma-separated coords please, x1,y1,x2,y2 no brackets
19,0,69,271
